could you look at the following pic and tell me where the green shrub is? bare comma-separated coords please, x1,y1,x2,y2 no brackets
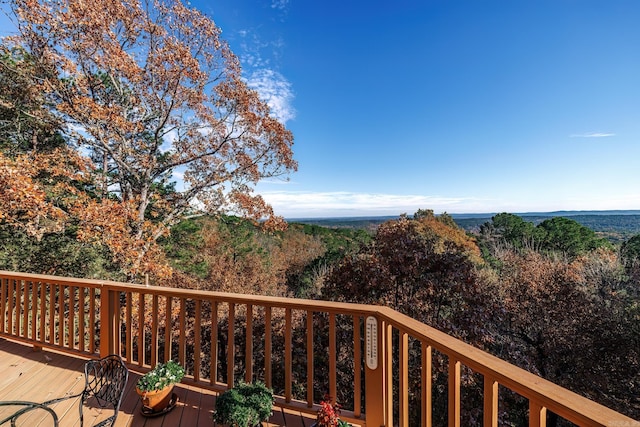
213,382,274,427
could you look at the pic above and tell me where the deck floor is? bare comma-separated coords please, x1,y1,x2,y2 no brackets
0,338,316,427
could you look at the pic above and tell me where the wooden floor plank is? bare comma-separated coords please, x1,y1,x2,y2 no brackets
283,406,309,426
173,385,201,426
114,371,142,427
0,339,319,427
265,407,287,426
196,392,216,427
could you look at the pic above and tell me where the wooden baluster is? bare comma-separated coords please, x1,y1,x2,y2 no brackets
399,331,409,426
227,302,235,388
194,299,202,382
151,294,159,367
39,283,46,343
125,292,132,362
306,310,314,408
68,286,76,349
353,315,362,418
179,298,186,366
15,279,21,337
448,359,461,427
211,300,218,385
23,281,29,339
0,277,5,334
165,296,172,363
422,343,432,427
245,304,253,383
78,287,85,352
329,312,337,403
285,307,292,403
265,306,272,388
89,288,95,353
58,285,64,346
31,281,38,341
49,284,55,344
137,293,145,366
484,376,498,427
529,402,547,427
8,279,14,336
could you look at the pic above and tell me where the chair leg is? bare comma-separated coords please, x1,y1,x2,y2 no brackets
78,396,84,427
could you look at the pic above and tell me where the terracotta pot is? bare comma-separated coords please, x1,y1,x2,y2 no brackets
136,384,175,411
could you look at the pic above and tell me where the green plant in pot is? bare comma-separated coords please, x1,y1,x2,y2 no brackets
213,381,274,427
135,360,185,412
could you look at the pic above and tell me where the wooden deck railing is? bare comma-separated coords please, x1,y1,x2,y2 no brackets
0,271,637,426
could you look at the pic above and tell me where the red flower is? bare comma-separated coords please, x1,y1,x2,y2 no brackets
316,394,342,427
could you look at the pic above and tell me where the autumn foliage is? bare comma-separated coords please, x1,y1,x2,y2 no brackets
2,0,296,280
322,212,639,422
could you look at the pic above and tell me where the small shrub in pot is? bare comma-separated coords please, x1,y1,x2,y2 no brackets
213,381,274,427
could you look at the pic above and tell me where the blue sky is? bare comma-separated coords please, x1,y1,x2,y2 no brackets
3,1,640,218
204,0,640,218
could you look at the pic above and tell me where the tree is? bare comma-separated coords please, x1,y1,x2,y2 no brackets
163,216,325,297
620,234,640,268
0,47,93,240
0,47,65,155
479,214,611,258
324,212,498,424
479,212,540,251
5,0,296,279
493,248,640,422
537,216,611,257
326,212,489,337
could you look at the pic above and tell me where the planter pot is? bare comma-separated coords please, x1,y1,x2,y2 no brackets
136,384,175,412
217,424,262,427
310,423,352,427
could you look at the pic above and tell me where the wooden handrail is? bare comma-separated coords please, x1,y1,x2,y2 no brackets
0,271,637,426
374,307,635,426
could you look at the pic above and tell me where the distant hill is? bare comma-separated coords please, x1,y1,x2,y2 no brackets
288,215,399,231
289,210,640,242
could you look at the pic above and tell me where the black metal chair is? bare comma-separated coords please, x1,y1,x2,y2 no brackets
44,354,129,427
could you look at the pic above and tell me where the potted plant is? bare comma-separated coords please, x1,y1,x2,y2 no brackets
313,395,350,427
213,381,274,427
135,359,185,413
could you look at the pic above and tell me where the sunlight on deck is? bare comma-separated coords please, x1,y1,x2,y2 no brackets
0,338,316,427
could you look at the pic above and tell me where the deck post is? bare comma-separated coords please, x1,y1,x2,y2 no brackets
99,286,119,357
364,315,386,426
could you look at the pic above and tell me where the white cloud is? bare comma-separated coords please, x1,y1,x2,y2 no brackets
570,132,616,138
161,129,178,153
271,0,289,11
261,191,488,218
246,69,295,123
238,31,271,68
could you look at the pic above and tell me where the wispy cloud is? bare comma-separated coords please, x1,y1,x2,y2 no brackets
261,191,487,218
271,0,289,11
238,31,272,69
246,69,295,123
570,132,616,138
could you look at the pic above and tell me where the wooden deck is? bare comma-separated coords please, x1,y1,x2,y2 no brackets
0,338,316,427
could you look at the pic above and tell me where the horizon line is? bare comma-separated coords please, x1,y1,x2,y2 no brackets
285,208,640,221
